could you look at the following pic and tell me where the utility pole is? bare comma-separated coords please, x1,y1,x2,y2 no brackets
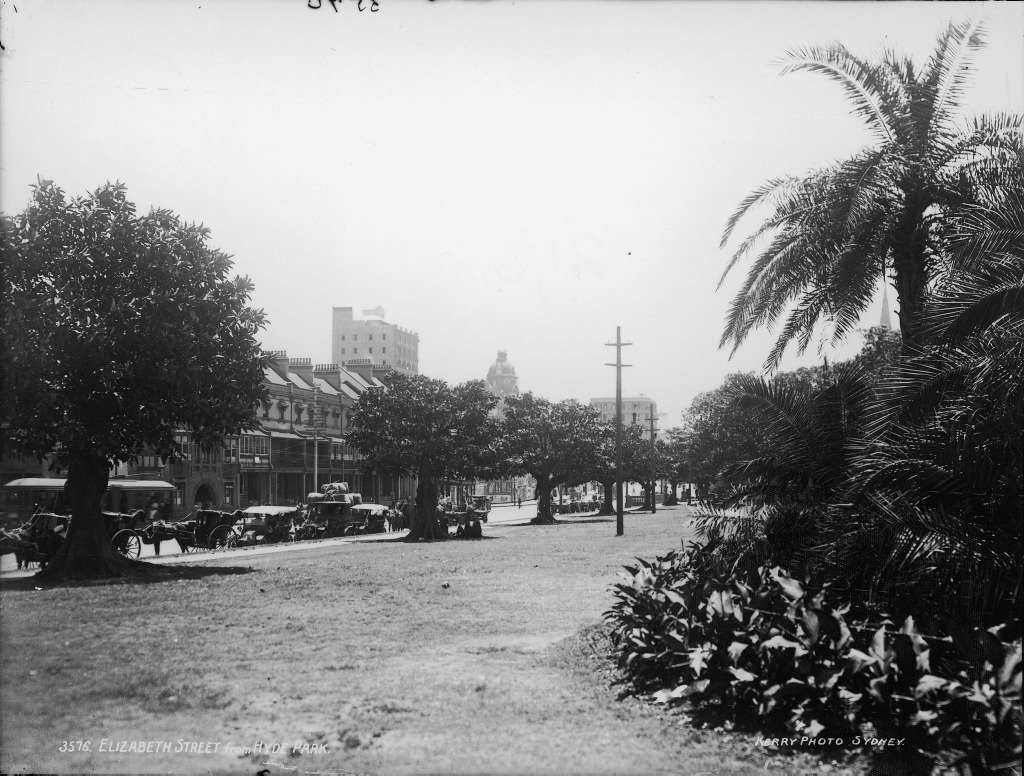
605,326,632,537
311,383,320,495
649,412,657,514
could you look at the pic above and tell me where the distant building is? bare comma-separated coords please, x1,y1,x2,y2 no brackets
485,350,519,419
478,350,530,503
589,396,658,430
331,306,419,376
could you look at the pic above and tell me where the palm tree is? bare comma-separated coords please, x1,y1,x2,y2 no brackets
841,199,1024,625
719,19,1023,370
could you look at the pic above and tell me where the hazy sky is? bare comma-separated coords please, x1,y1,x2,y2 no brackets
3,0,1021,424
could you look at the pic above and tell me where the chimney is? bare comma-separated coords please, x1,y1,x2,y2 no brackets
289,357,314,385
267,350,289,381
314,363,343,391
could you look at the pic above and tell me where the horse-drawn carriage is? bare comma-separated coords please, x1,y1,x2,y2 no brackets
346,503,389,535
0,511,69,568
1,478,177,567
303,482,364,538
220,505,299,548
126,509,241,555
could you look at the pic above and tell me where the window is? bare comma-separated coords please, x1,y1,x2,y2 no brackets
354,335,358,341
239,434,270,462
382,347,386,353
341,335,345,341
224,438,239,463
383,333,387,340
354,348,358,354
331,442,344,460
137,452,162,470
369,347,373,354
369,334,373,341
223,481,235,506
174,432,194,461
341,348,345,355
174,483,185,507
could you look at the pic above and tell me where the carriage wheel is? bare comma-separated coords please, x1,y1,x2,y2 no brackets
207,525,231,550
111,529,141,559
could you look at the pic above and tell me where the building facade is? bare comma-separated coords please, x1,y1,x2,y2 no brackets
2,352,415,521
331,306,419,376
589,396,659,431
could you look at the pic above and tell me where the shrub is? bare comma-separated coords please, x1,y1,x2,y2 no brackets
605,543,1022,772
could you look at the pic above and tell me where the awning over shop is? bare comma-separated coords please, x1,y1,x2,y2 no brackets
268,431,305,439
107,479,176,491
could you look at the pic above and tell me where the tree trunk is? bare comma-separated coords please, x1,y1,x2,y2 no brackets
405,464,447,542
891,197,930,354
599,480,614,515
664,478,679,506
640,481,653,510
532,473,556,524
37,450,139,580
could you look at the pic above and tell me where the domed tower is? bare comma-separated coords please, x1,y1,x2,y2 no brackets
486,350,520,398
485,351,519,419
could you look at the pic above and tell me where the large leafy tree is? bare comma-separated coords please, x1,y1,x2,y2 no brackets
592,422,647,516
346,373,499,541
658,428,690,505
1,180,268,580
632,433,673,511
680,374,771,499
499,393,604,523
719,20,1023,368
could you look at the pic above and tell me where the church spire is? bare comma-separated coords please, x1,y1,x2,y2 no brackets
880,285,893,330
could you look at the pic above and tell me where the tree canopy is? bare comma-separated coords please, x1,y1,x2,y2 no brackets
498,393,604,523
346,372,499,541
2,180,268,579
679,374,771,498
719,20,1023,367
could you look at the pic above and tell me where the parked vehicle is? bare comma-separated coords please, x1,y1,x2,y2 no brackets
140,509,241,554
305,486,362,538
217,505,298,548
345,503,389,535
0,510,69,568
1,478,176,565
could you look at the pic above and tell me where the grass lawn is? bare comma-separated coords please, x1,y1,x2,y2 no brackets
1,504,867,775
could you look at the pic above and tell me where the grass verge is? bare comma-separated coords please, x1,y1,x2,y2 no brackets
2,505,870,775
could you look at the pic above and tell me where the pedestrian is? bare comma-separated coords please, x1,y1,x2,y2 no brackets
517,497,521,509
147,499,163,556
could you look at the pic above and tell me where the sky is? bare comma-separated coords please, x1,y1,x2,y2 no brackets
2,0,1022,425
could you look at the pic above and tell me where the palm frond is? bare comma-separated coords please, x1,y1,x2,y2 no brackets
922,18,986,141
779,44,902,146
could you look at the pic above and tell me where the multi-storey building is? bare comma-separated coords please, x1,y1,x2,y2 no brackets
121,352,402,515
589,396,659,430
1,352,415,521
331,306,419,376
